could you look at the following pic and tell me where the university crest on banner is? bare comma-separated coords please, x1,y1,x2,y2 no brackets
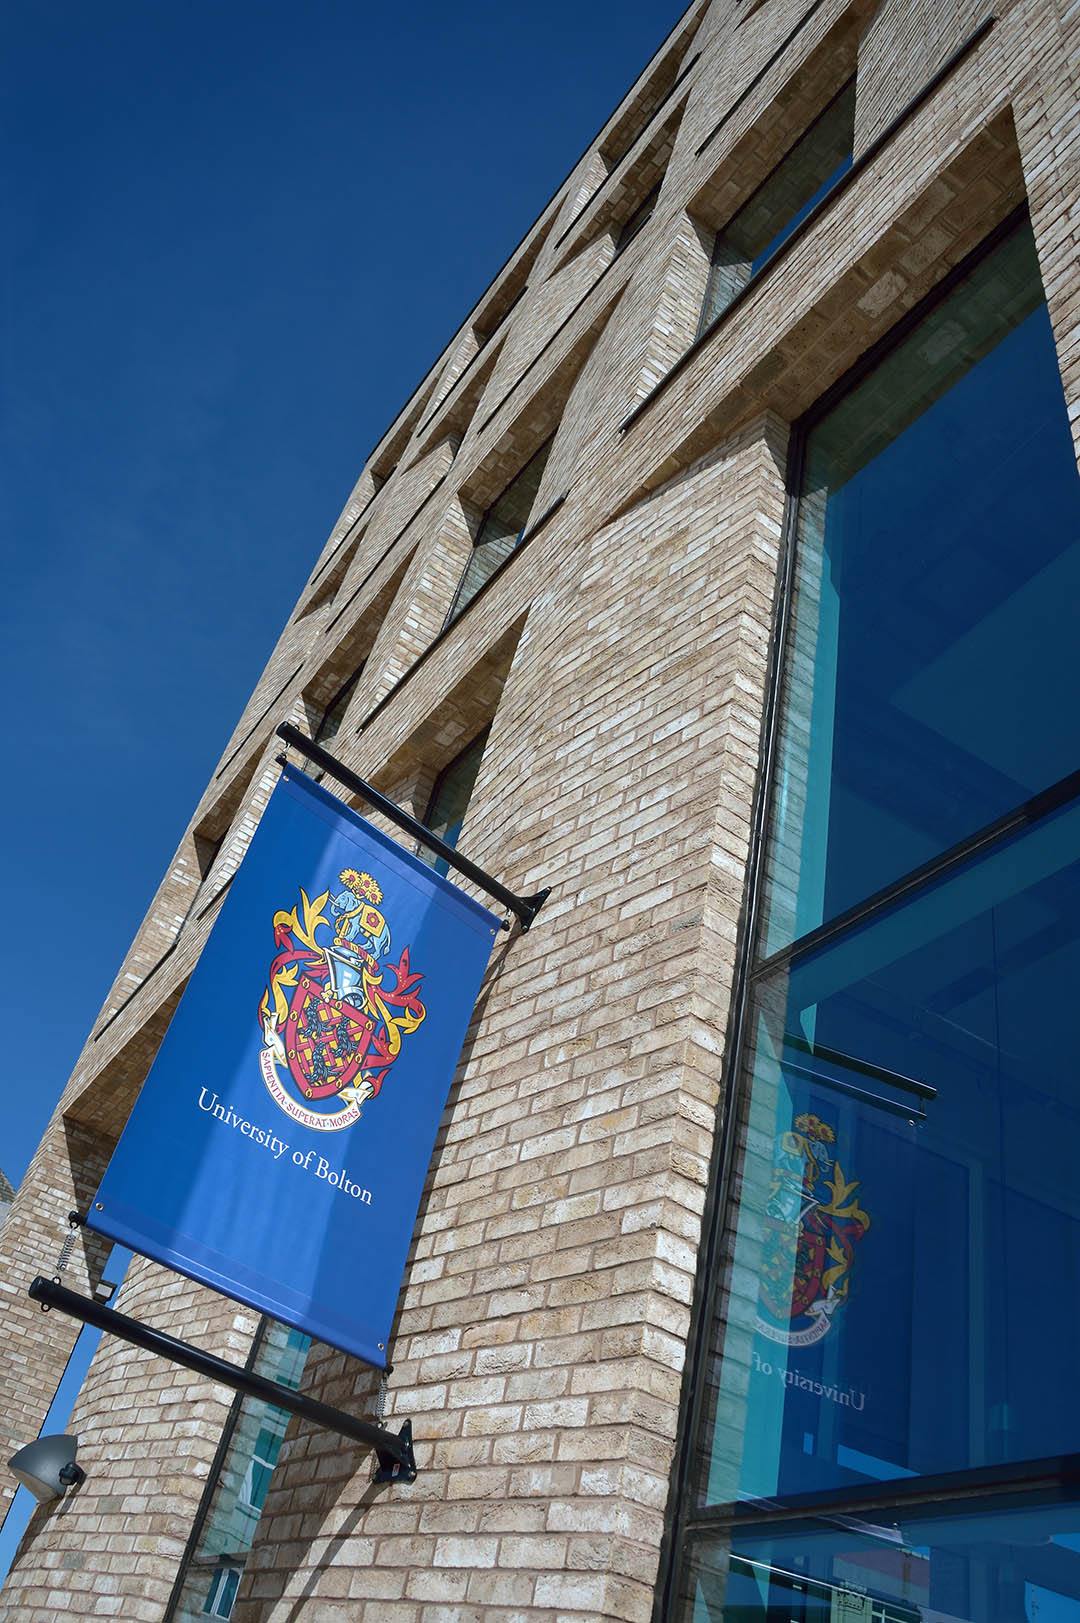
756,1112,871,1348
259,867,426,1131
87,763,503,1367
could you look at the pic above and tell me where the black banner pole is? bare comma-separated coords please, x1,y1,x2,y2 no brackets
28,1277,417,1482
275,724,549,932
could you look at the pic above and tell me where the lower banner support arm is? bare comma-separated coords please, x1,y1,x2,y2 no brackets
28,1277,417,1481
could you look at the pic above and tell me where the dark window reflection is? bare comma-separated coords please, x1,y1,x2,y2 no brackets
699,82,855,333
762,222,1080,956
446,439,552,625
420,729,489,877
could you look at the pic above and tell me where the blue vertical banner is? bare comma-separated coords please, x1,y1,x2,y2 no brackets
87,765,501,1368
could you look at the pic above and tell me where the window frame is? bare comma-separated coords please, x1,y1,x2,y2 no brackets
656,202,1041,1622
201,1563,241,1619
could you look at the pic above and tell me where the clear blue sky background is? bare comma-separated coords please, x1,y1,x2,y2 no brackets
0,0,686,1581
2,0,687,1195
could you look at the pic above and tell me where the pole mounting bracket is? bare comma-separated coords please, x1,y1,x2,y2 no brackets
373,1417,417,1484
275,724,550,933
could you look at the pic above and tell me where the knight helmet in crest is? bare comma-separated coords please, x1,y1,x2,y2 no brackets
755,1111,871,1347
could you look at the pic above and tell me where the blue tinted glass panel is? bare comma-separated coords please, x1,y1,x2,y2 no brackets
696,793,1080,1507
686,1493,1080,1620
762,222,1080,955
171,1321,311,1620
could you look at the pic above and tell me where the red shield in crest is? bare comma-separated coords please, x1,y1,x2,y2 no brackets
282,968,375,1101
788,1219,828,1320
755,1112,871,1346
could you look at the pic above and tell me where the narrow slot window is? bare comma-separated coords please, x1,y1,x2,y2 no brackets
615,183,661,254
315,667,363,753
699,79,856,332
446,440,552,625
420,729,490,875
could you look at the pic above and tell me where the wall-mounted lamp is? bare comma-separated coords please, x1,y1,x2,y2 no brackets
7,1434,86,1503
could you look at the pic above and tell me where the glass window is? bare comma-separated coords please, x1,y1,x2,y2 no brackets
761,220,1080,957
315,668,362,752
699,81,855,332
675,214,1080,1621
696,790,1080,1511
686,1491,1080,1620
201,1567,240,1619
421,730,489,877
167,1322,310,1622
615,183,660,254
446,440,552,624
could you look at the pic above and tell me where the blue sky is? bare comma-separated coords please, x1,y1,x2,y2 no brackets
1,0,687,1194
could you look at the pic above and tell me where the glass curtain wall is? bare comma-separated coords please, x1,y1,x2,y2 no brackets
166,1321,310,1622
677,212,1080,1621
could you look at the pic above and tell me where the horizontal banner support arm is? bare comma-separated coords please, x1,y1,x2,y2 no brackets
275,723,549,932
781,1062,926,1123
28,1277,417,1479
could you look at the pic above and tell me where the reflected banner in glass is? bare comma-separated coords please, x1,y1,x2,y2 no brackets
677,211,1080,1621
700,794,1080,1507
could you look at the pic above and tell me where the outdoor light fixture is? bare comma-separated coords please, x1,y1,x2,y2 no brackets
7,1434,85,1503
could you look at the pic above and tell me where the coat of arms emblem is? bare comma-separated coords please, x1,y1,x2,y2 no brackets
756,1112,870,1347
258,868,426,1131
